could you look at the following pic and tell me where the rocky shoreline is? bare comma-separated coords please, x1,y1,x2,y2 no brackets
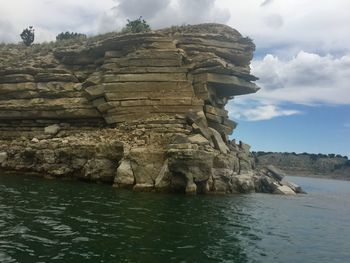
0,123,304,195
0,24,304,195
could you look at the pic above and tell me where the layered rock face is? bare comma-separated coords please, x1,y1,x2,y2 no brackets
0,24,301,194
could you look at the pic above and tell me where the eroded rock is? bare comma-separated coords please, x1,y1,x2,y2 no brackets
114,159,135,188
0,23,304,195
0,152,7,163
44,124,60,136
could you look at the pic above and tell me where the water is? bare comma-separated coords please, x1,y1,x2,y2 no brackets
0,174,349,263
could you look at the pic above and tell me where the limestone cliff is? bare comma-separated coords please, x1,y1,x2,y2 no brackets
0,24,302,195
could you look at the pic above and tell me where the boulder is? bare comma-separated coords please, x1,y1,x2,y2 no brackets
31,138,39,143
0,152,7,163
265,165,286,181
273,185,296,195
191,123,212,141
186,111,212,140
44,124,60,136
114,159,135,188
281,179,306,194
254,175,279,193
231,173,255,193
209,128,230,154
188,134,210,145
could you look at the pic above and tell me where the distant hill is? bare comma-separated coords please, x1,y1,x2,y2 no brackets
253,152,350,180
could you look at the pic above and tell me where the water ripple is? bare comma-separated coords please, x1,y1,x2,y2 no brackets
0,174,350,263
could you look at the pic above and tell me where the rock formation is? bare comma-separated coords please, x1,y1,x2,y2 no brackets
0,24,303,194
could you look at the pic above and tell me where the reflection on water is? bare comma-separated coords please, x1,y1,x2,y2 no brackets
0,174,350,263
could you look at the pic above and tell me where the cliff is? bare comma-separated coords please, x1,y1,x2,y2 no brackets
0,24,302,195
255,152,350,180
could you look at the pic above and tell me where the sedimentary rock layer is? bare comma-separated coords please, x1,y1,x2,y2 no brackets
0,24,301,195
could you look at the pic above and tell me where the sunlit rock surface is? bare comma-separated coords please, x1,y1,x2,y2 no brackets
0,24,302,194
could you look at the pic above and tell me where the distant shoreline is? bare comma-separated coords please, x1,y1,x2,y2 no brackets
284,173,350,181
254,151,350,181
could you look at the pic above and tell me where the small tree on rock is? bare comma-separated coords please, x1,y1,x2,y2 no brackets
122,17,151,33
20,26,35,46
56,31,87,41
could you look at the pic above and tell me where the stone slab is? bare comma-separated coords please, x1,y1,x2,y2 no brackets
104,91,195,101
205,112,223,124
102,81,192,93
204,105,228,117
101,65,188,74
35,73,78,83
208,120,234,135
0,109,101,119
0,74,34,83
105,58,181,67
209,127,230,154
103,73,187,82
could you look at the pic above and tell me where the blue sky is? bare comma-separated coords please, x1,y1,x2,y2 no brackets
0,0,349,156
233,104,350,157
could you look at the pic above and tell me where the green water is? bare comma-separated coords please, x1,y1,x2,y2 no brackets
0,173,350,263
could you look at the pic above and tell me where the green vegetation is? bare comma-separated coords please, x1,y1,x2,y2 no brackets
20,26,35,46
56,32,86,41
4,17,152,50
122,17,151,33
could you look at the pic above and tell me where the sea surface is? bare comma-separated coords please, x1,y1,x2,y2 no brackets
0,173,349,263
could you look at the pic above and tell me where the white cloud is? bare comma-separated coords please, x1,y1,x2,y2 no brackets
219,0,350,56
0,0,349,59
97,0,230,34
260,0,273,7
228,100,300,121
0,0,231,43
228,51,350,121
262,13,283,29
251,51,350,105
0,0,115,42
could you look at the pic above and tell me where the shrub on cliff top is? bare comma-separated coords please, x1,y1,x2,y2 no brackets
122,17,151,33
20,26,35,46
56,31,87,41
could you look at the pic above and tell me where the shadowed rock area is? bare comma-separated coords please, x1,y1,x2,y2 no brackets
0,24,303,195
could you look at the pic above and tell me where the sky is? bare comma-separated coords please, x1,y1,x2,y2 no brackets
0,0,349,156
